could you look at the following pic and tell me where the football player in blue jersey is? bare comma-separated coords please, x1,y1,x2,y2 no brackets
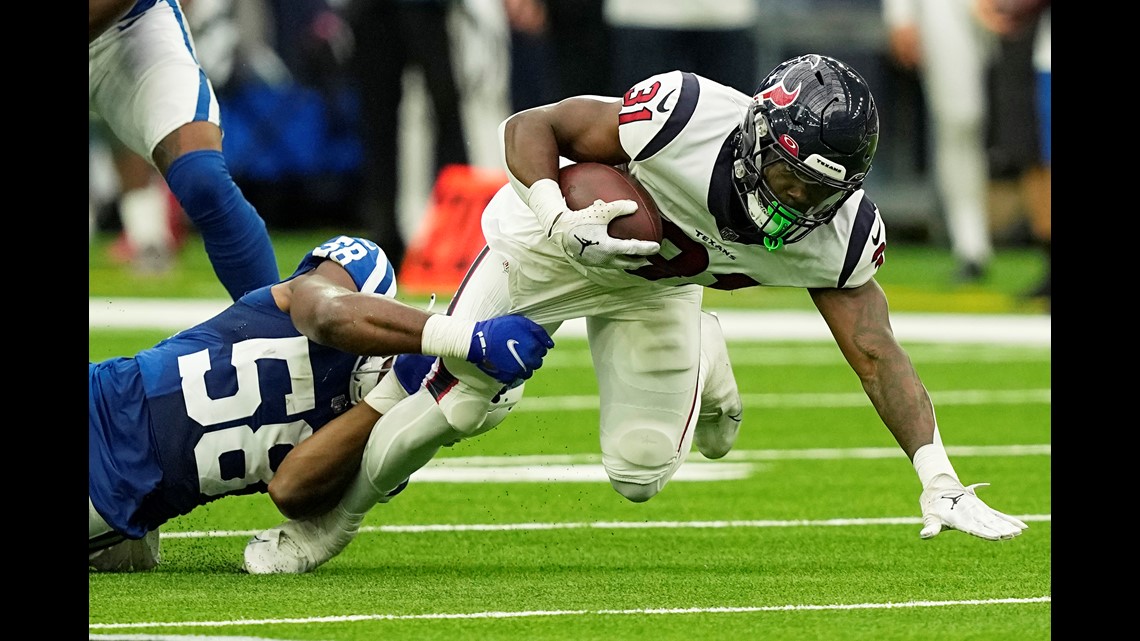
89,235,552,571
90,0,281,300
244,54,1028,575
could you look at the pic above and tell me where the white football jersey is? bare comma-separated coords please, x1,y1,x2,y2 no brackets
485,71,887,292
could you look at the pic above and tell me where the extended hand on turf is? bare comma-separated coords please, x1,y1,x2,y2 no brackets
919,481,1028,541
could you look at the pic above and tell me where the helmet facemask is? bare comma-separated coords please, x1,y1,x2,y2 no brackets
349,355,395,405
733,101,861,251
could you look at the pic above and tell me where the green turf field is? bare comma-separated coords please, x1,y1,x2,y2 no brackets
89,232,1050,640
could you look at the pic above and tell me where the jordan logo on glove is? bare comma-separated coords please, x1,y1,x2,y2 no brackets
942,493,967,509
574,235,600,257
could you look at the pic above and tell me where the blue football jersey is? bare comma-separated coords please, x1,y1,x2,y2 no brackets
90,236,396,539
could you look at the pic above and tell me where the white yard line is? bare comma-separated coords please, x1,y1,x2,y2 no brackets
89,299,1051,346
89,596,1052,632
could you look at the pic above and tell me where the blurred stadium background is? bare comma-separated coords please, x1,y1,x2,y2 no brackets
90,0,1050,297
90,3,1050,637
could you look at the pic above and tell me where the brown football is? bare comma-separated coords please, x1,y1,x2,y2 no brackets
558,162,664,244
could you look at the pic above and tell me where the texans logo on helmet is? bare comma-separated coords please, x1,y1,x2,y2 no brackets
758,82,800,108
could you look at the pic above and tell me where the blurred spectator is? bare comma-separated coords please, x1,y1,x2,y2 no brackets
545,0,611,97
604,0,760,94
975,0,1050,307
503,0,611,111
882,0,996,284
1026,6,1049,304
263,0,354,90
502,0,556,110
341,0,471,271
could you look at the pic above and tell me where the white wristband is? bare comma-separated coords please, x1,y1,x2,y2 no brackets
912,442,961,489
420,314,477,360
525,178,569,235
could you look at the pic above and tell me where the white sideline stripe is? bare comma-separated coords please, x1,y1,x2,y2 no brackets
546,343,1050,367
406,444,1052,478
91,637,304,641
519,388,1050,412
161,514,1051,541
428,444,1051,467
410,462,753,482
89,596,1051,630
88,299,1051,346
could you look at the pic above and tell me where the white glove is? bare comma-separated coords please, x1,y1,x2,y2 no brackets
525,178,660,270
919,480,1029,541
911,438,1028,541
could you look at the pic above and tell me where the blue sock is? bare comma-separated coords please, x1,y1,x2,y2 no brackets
165,150,279,300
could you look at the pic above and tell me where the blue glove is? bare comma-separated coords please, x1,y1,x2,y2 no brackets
392,353,435,394
467,315,554,384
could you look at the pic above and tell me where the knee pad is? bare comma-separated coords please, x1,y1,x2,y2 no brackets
604,426,679,502
609,479,659,503
436,389,493,436
616,426,677,468
430,364,506,436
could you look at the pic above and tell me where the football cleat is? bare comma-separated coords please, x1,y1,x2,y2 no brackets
694,311,743,459
89,529,161,572
242,505,364,575
348,354,396,405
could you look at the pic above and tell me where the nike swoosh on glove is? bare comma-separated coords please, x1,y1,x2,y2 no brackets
468,315,554,384
548,199,660,269
919,482,1029,541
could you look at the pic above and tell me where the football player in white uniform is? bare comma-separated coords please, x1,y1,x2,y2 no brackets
90,0,279,301
243,54,1027,574
90,235,549,571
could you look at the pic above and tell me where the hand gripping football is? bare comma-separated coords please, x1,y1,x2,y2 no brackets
558,162,664,244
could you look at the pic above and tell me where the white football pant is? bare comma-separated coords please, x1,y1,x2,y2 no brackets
340,241,707,515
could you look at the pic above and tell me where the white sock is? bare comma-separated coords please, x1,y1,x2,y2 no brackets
119,183,172,251
339,390,461,516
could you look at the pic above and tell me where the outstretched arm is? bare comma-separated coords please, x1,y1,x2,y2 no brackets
810,280,934,457
277,259,433,357
810,280,1027,540
274,259,553,384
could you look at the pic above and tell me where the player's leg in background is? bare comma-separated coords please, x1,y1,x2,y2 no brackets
89,0,279,300
589,285,704,502
154,119,279,299
109,139,181,274
1023,9,1050,304
694,310,744,460
919,1,993,282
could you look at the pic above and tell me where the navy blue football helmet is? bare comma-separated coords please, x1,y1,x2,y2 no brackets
733,54,879,250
